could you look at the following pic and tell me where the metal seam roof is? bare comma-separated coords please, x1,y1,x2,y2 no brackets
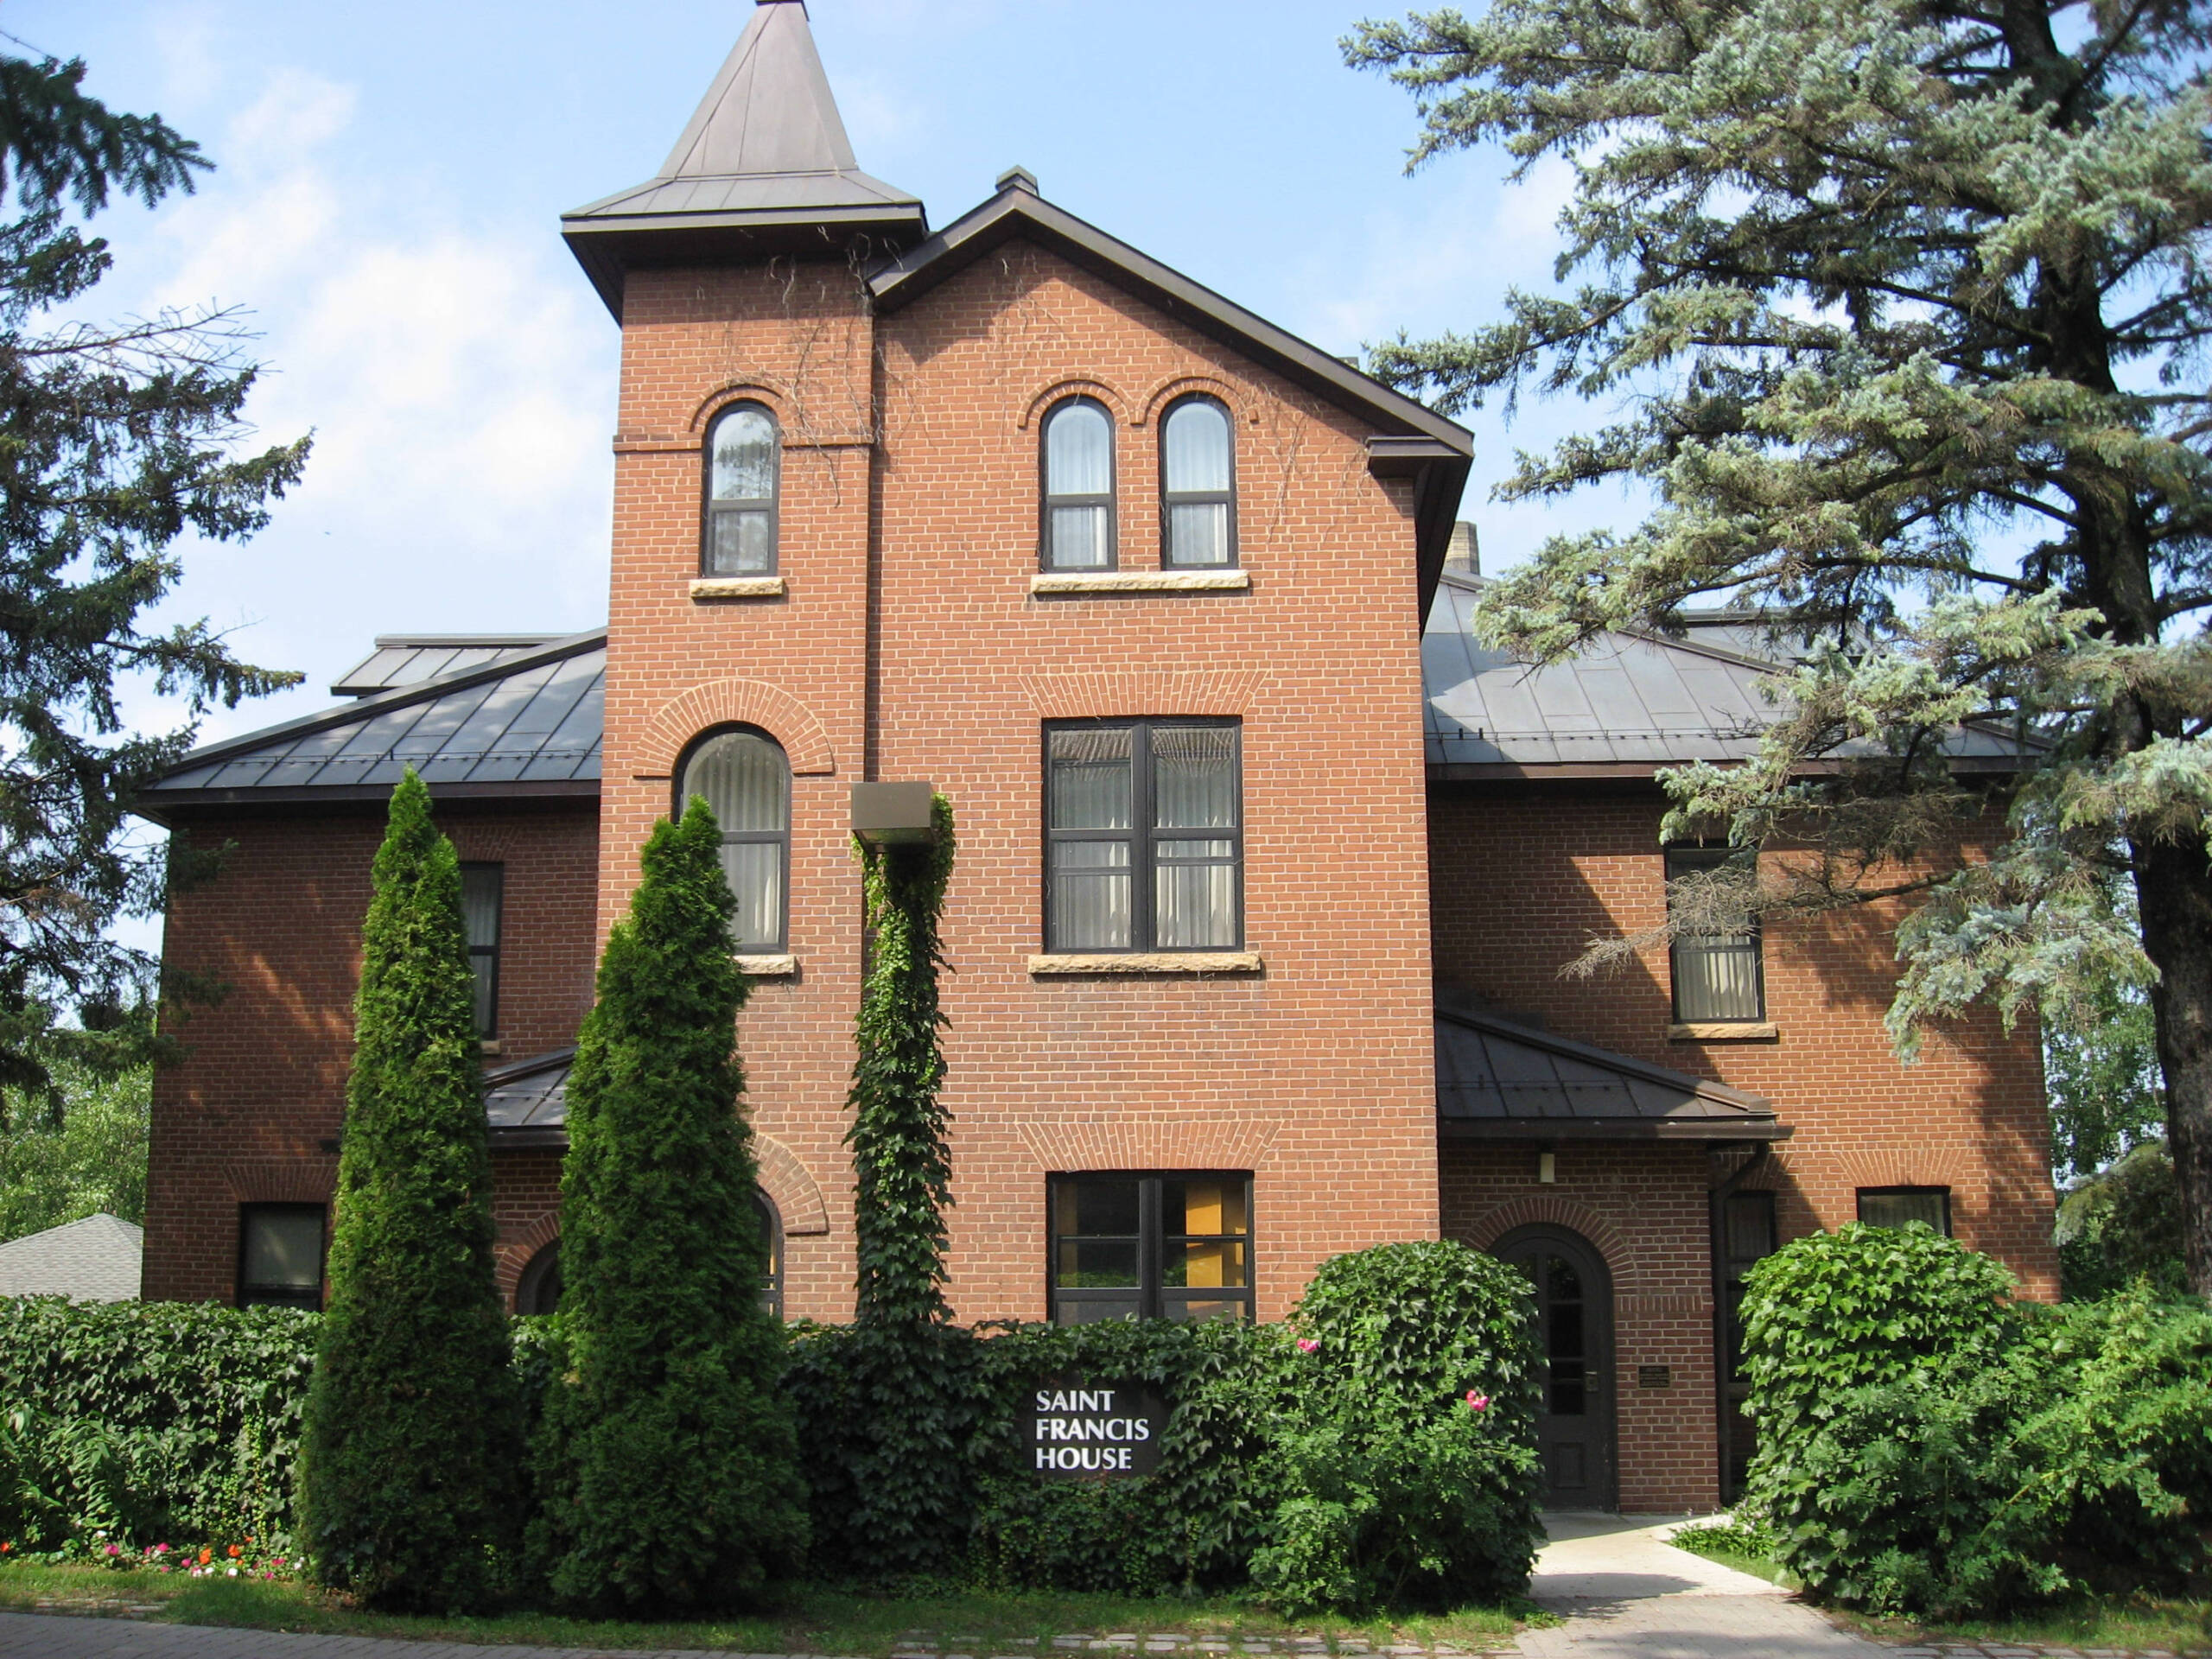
1435,1005,1781,1133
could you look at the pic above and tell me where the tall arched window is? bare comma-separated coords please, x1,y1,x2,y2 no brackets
1041,397,1115,569
754,1189,785,1319
1160,396,1235,567
516,1240,563,1316
678,728,791,950
702,403,779,576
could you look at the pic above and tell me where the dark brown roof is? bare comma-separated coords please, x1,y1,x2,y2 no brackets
1435,1002,1787,1141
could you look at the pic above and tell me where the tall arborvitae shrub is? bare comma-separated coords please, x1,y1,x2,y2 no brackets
849,792,957,1325
299,768,517,1611
530,798,806,1612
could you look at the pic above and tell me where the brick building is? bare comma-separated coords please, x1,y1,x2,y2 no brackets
136,0,2052,1512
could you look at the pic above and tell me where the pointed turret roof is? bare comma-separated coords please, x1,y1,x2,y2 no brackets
563,2,926,319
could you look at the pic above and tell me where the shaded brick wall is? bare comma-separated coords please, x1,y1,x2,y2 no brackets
143,801,599,1305
594,241,1440,1323
1441,1141,1720,1512
1429,783,2056,1300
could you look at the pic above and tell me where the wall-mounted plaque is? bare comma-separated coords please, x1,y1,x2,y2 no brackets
1637,1364,1673,1389
1024,1377,1166,1478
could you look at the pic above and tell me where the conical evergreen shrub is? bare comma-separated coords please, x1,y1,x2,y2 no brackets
530,798,807,1612
299,767,518,1611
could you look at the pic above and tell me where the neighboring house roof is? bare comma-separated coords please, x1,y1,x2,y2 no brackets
486,1048,575,1147
1434,1004,1786,1142
1424,572,2032,779
142,630,607,814
0,1213,143,1301
563,0,926,318
332,635,571,697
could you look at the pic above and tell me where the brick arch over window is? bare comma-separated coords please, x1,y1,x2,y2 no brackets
1139,374,1256,429
1823,1148,1970,1192
1019,378,1134,430
495,1211,564,1306
1017,1116,1286,1174
753,1134,829,1236
687,380,793,438
222,1162,334,1205
1452,1195,1647,1298
1018,668,1269,721
635,681,836,779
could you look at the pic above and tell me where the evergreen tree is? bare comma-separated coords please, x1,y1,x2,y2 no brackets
0,51,307,1115
1352,0,2212,1294
299,770,516,1611
849,795,957,1325
531,798,806,1612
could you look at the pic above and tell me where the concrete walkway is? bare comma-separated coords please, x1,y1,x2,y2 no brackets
1514,1514,1888,1658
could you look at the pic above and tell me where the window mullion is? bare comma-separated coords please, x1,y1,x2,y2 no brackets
1133,724,1154,950
1139,1177,1161,1320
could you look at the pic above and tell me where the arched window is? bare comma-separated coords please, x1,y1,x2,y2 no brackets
1160,396,1235,568
1041,397,1115,570
702,403,779,576
516,1240,563,1316
754,1189,785,1319
678,728,791,950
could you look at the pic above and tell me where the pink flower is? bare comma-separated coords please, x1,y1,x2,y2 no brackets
104,1543,119,1556
1296,1338,1319,1353
1465,1391,1491,1411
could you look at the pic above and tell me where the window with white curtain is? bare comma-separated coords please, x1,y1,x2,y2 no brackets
702,404,779,576
460,863,502,1038
1041,397,1116,569
1160,397,1235,567
679,728,791,950
1046,720,1240,952
1666,845,1764,1022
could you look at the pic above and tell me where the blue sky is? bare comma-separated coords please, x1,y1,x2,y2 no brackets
13,0,1622,750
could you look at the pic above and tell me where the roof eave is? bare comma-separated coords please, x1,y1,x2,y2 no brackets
134,778,602,826
563,206,930,321
1439,1116,1794,1143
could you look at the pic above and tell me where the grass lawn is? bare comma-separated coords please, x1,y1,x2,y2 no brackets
0,1560,1535,1654
1666,1524,2212,1654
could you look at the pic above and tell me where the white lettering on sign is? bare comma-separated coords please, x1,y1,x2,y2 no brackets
1034,1389,1120,1413
1026,1377,1165,1479
1035,1445,1135,1471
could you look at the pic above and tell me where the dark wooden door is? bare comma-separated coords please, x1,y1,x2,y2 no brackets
1497,1227,1618,1510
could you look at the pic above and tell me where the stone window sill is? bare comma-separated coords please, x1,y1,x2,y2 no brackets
735,953,798,977
1028,950,1263,976
690,576,785,601
1030,569,1249,596
1668,1020,1778,1041
480,1039,503,1057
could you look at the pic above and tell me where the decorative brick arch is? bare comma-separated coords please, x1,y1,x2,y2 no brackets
1823,1147,1970,1192
1139,373,1256,429
687,379,793,437
1019,668,1269,721
222,1161,334,1205
1017,1116,1286,1174
495,1212,563,1306
1452,1193,1647,1297
636,680,836,779
1019,378,1135,429
754,1135,830,1236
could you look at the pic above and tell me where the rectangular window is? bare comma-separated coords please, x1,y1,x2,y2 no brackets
1858,1187,1951,1234
1045,721,1241,952
1667,846,1764,1022
1050,1173,1252,1324
237,1204,326,1310
461,863,503,1038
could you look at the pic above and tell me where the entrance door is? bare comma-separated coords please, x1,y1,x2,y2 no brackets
1496,1226,1618,1510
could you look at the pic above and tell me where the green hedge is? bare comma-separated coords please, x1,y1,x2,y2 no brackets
1741,1224,2212,1618
0,1297,315,1550
0,1240,1543,1612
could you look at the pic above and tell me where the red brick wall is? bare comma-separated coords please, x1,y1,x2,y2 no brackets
594,242,1440,1323
1441,1141,1720,1512
143,800,599,1305
1429,784,2057,1300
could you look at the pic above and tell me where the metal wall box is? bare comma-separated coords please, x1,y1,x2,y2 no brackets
851,781,937,844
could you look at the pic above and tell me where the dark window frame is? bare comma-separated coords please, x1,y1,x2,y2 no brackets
1047,1171,1255,1325
236,1202,326,1311
1665,843,1766,1023
674,723,792,953
516,1239,563,1316
1856,1185,1953,1235
1158,394,1237,569
1039,396,1117,572
700,400,781,578
460,861,503,1039
755,1189,785,1320
1041,717,1243,953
